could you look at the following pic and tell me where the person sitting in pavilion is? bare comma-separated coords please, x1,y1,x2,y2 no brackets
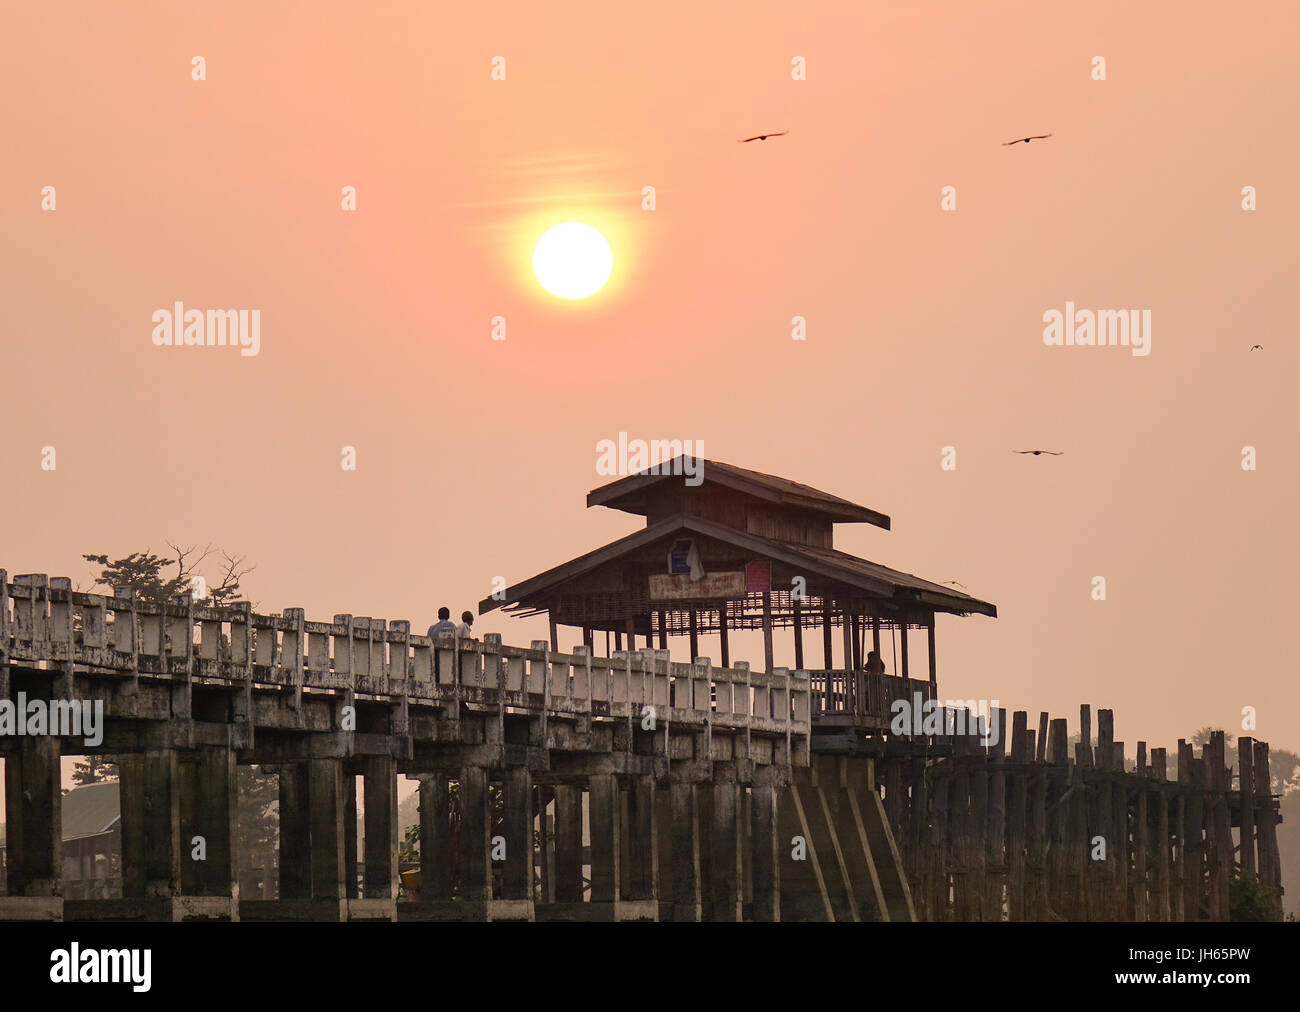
865,649,887,677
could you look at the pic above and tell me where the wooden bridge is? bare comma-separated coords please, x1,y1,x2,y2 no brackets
0,570,1284,921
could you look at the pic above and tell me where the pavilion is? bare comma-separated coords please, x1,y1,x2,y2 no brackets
479,458,995,716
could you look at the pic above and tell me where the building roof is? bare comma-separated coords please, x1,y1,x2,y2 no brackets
587,457,891,529
479,513,996,618
0,780,121,848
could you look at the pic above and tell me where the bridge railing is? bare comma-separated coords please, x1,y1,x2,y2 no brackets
0,571,811,740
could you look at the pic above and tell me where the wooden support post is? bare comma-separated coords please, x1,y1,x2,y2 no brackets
1238,737,1255,875
900,621,909,678
309,758,346,902
362,756,398,900
841,604,853,677
343,773,358,900
501,767,533,901
688,608,699,662
718,604,730,668
459,766,491,902
1254,742,1281,902
277,762,311,899
588,774,620,905
549,615,558,652
553,785,583,903
419,774,452,900
850,614,862,672
181,747,239,900
658,610,668,650
623,775,656,902
710,781,741,921
671,782,702,921
750,781,780,922
3,735,63,898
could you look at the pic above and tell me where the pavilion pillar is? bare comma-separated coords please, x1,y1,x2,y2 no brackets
822,600,833,668
362,756,398,900
718,605,730,668
688,608,699,662
850,613,862,670
793,599,804,670
658,610,668,650
872,615,881,656
418,774,453,900
841,602,853,671
900,621,910,678
553,785,584,903
549,616,558,651
3,735,62,898
762,592,774,672
277,762,311,899
927,616,937,687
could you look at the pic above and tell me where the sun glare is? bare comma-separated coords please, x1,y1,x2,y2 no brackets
532,223,613,299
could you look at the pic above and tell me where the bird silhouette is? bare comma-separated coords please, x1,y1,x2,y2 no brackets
1013,449,1063,455
1250,344,1264,351
738,130,789,143
1003,133,1052,145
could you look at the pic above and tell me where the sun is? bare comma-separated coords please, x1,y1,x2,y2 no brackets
532,223,613,299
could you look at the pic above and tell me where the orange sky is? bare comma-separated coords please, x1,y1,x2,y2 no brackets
2,0,1298,756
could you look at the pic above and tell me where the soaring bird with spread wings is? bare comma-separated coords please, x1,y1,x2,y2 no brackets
1003,133,1052,145
738,130,789,143
1013,449,1064,456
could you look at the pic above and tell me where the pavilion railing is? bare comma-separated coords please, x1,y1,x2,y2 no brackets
805,669,935,725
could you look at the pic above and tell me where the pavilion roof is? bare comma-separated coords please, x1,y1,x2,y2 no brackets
587,457,891,529
479,513,996,618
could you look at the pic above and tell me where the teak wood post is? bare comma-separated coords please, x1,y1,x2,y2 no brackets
121,749,181,901
343,774,359,900
181,746,239,899
501,766,533,902
1238,737,1256,876
1150,748,1170,921
688,608,699,663
308,757,346,903
277,762,311,899
710,780,741,921
553,785,583,903
623,774,656,902
670,781,702,921
899,622,909,679
458,765,491,902
718,605,730,668
588,773,620,905
419,774,453,900
750,779,781,922
4,734,63,898
361,756,398,900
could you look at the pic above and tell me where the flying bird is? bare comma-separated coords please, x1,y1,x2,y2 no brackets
738,130,789,143
1250,344,1264,351
1013,449,1063,455
1003,133,1052,145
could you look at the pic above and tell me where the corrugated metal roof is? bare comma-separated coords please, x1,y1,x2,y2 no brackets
0,781,120,847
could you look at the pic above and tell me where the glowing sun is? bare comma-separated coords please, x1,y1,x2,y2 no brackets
532,222,613,299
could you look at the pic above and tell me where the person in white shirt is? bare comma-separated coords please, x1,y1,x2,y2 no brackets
455,610,475,638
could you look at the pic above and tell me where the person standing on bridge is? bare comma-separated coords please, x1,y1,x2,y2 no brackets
456,610,475,638
429,607,456,679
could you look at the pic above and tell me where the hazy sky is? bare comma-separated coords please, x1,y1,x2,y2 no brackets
2,0,1298,759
